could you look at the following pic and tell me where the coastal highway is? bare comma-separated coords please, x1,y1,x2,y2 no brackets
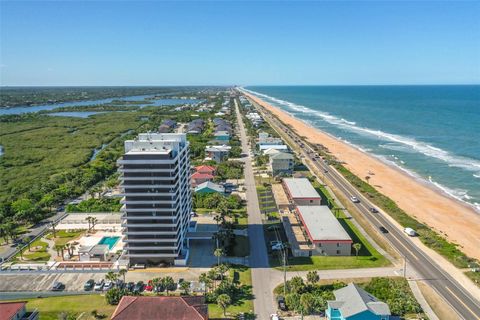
248,96,480,320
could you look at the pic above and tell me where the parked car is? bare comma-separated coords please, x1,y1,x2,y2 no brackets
133,281,144,293
277,296,287,311
126,282,135,292
145,284,154,292
369,207,378,213
51,281,64,291
379,226,389,234
271,243,285,251
116,280,125,289
350,196,360,203
94,280,104,291
270,314,280,320
83,279,95,291
155,284,165,293
103,280,114,291
404,227,417,236
267,225,280,231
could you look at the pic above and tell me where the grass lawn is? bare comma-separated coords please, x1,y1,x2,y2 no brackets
46,230,85,247
466,271,480,288
208,265,254,319
14,238,50,262
14,294,116,320
269,177,389,271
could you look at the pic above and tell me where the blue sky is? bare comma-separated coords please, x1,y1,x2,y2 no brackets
1,1,479,86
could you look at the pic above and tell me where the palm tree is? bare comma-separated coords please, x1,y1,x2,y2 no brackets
217,264,229,281
91,217,98,231
54,244,63,259
306,270,319,285
118,268,127,283
198,273,211,294
214,248,224,266
85,216,93,231
51,221,57,238
365,175,371,184
64,243,71,259
151,277,162,294
180,281,191,295
106,271,118,284
161,276,175,295
353,243,362,257
217,293,231,316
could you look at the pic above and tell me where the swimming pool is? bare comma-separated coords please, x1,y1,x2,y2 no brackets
98,236,120,250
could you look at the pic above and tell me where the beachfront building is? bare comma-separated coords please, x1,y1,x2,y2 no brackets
205,145,231,163
282,178,322,206
326,283,391,320
258,131,283,146
118,133,192,266
295,206,352,256
269,152,294,176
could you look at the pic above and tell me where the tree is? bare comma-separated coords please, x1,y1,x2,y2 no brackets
199,272,211,294
91,217,98,230
180,281,191,295
151,277,162,293
118,268,127,283
217,293,231,316
161,276,175,295
289,276,305,294
106,271,118,283
214,248,224,266
54,244,63,259
85,216,93,231
306,271,319,285
51,221,57,238
353,243,362,257
216,264,229,281
299,293,315,318
105,288,126,305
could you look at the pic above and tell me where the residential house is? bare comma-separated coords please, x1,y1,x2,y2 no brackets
111,296,208,320
158,119,177,133
327,283,391,320
269,152,294,176
194,165,216,175
191,172,214,187
0,301,39,320
195,181,225,194
187,119,205,134
214,131,230,142
205,145,231,163
259,144,289,153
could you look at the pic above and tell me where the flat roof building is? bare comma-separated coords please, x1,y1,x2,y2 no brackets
283,178,322,206
118,133,192,266
296,206,352,256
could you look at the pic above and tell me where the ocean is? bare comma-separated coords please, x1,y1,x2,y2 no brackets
244,85,480,212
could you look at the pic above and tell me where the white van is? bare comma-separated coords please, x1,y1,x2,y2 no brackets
404,227,416,236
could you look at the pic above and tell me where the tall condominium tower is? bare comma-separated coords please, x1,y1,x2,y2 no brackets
118,133,192,266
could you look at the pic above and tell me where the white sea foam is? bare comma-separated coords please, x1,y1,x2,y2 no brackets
243,88,480,173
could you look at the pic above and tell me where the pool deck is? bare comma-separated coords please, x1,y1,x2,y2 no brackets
74,231,123,254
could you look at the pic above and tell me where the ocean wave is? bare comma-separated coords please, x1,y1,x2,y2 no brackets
474,174,480,179
243,87,480,173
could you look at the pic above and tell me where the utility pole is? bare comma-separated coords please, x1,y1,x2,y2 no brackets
283,246,287,297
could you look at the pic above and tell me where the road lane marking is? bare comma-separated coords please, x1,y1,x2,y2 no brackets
445,285,480,320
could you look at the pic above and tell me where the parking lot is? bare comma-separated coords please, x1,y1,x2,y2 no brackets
0,267,210,293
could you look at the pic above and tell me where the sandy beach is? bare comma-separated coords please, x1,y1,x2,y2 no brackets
245,92,480,261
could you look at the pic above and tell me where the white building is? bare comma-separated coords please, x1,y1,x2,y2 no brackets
282,178,322,206
205,145,231,163
118,133,192,266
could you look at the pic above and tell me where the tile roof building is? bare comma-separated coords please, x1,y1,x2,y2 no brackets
0,301,38,320
111,296,208,320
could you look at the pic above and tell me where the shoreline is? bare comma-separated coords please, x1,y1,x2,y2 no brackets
243,91,480,261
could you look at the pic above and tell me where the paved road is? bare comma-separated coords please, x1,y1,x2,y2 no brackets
0,211,66,263
235,99,276,319
250,96,480,320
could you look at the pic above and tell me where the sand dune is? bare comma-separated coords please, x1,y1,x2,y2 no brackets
245,92,480,261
